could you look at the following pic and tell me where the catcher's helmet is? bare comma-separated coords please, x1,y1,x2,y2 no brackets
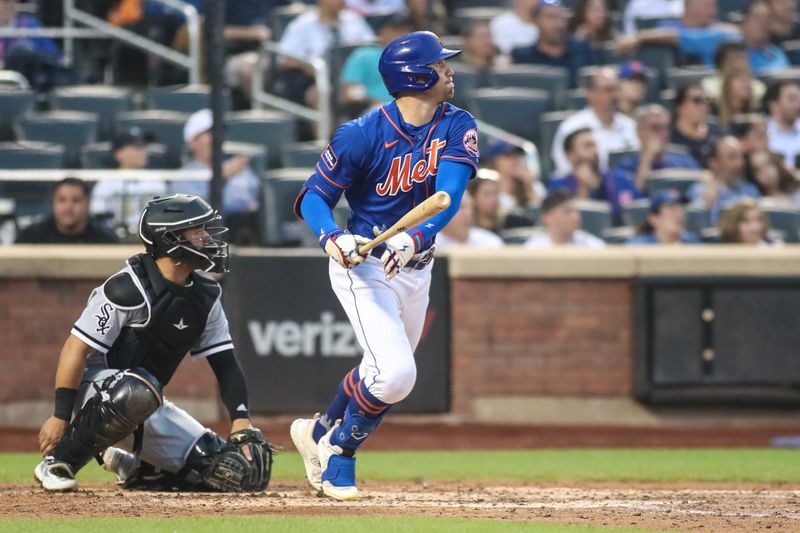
138,194,229,273
378,31,461,96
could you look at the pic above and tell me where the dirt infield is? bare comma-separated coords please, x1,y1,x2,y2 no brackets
2,480,799,530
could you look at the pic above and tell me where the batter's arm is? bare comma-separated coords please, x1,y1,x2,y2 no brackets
39,335,93,455
412,161,472,242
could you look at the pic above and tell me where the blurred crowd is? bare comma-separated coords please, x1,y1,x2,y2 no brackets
1,0,799,247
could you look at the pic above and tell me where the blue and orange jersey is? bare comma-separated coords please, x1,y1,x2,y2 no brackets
294,101,479,251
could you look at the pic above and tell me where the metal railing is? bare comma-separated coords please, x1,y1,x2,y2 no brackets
63,0,201,84
252,41,332,142
475,119,541,177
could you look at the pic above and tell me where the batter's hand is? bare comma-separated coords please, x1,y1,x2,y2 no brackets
321,230,369,269
378,231,417,281
39,416,68,457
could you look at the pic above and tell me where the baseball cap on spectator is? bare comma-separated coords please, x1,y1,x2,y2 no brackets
649,189,683,213
618,61,647,82
112,126,152,152
486,139,525,160
183,109,213,143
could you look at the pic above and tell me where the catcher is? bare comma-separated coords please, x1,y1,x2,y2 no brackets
35,194,274,493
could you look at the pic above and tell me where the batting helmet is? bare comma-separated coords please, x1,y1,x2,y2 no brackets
138,194,230,273
378,31,461,96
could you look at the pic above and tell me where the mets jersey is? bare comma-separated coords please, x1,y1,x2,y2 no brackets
295,101,480,252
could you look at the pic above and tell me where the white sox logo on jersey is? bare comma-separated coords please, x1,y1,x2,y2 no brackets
95,303,113,335
376,139,447,197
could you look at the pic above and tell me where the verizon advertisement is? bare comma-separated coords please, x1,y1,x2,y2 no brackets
224,252,450,414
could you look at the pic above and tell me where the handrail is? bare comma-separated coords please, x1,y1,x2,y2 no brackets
0,27,107,38
252,41,332,142
475,119,541,178
0,169,210,182
63,0,200,84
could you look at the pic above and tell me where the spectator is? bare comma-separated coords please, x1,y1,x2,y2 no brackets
715,65,758,127
549,127,643,223
277,0,375,107
407,0,447,36
467,176,502,234
670,82,723,167
623,0,683,35
614,0,741,69
15,178,118,244
339,15,412,116
745,148,800,206
741,0,790,73
459,21,498,73
688,135,761,223
174,109,261,244
346,0,405,16
523,189,605,248
617,61,649,119
489,0,539,58
90,127,168,234
569,0,615,46
731,113,770,154
0,0,69,90
701,41,766,104
767,0,800,45
718,198,775,244
551,68,639,175
436,190,504,249
627,189,700,245
486,140,545,211
511,0,595,88
764,79,800,168
614,104,699,191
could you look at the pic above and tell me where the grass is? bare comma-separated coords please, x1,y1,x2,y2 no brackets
6,448,800,485
0,516,667,533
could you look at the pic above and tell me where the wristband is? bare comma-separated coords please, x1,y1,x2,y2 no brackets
54,387,78,422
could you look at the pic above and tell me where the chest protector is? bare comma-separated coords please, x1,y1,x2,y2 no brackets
104,254,221,386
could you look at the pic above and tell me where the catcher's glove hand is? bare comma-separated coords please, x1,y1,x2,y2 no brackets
202,428,277,492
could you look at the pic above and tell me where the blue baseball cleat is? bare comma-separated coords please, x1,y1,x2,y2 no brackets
318,422,358,500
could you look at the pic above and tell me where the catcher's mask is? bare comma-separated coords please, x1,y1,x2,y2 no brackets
138,194,230,273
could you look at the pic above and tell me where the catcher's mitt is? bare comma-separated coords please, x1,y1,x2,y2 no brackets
201,428,276,492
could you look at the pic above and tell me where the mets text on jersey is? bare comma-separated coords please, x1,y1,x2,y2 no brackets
376,139,446,197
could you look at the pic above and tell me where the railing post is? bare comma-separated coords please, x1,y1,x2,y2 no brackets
63,0,75,67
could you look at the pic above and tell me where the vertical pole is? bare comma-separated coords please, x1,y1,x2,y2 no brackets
204,0,225,212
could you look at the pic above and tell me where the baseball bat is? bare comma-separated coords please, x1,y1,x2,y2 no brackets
358,191,451,255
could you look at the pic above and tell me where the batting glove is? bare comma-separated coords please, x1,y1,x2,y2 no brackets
379,231,417,281
320,230,369,269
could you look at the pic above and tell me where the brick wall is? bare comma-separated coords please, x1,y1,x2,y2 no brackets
0,278,217,404
450,279,634,414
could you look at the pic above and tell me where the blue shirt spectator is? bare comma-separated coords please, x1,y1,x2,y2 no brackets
627,190,700,245
615,151,699,177
340,46,390,103
675,27,741,68
0,13,62,62
742,0,790,73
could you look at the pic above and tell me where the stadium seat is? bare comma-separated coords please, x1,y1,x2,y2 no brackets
502,206,538,229
574,199,612,237
80,142,169,169
621,198,651,228
223,141,268,175
781,40,800,65
449,63,482,112
717,0,751,14
566,88,586,110
635,16,679,30
283,141,326,168
147,85,230,114
116,111,189,169
608,149,639,170
646,169,703,197
602,226,635,244
685,205,711,234
50,85,132,141
450,7,505,34
15,111,98,168
700,227,722,243
471,88,550,144
226,110,298,169
491,65,569,110
665,67,715,90
539,110,577,178
632,45,676,92
0,142,64,218
499,226,539,245
760,202,800,243
260,168,311,246
0,88,35,141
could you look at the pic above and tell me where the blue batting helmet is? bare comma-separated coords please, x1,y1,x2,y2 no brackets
378,31,461,96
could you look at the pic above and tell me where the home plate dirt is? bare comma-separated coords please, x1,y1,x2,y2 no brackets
3,481,799,530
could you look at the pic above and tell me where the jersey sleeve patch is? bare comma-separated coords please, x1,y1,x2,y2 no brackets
321,144,339,171
462,128,479,158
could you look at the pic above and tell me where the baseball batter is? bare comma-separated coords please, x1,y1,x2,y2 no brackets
290,31,479,500
35,194,273,493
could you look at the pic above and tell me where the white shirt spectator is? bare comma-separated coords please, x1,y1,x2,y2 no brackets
523,228,605,248
91,180,167,231
551,108,639,176
767,117,800,169
623,0,683,35
279,9,375,63
346,0,405,16
489,10,539,55
436,227,504,249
